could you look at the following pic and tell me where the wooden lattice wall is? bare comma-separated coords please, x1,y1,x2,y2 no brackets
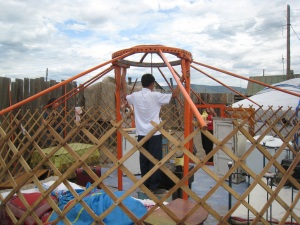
0,103,299,224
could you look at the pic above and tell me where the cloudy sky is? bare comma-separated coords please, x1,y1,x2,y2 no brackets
1,0,299,88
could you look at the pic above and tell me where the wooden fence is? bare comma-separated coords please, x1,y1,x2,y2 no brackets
0,76,84,112
0,75,234,115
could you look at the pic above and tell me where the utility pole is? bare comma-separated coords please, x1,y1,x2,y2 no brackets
286,5,291,80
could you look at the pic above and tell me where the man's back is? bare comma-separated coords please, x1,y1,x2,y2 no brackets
126,88,171,136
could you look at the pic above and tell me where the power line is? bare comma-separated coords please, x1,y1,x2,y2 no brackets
223,30,284,64
217,17,284,28
291,25,300,40
158,16,286,39
216,9,288,24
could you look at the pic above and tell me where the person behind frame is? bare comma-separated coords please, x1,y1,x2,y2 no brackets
123,72,184,194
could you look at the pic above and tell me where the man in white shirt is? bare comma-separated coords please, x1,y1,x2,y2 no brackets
124,73,183,194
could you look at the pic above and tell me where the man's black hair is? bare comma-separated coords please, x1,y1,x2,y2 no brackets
141,73,155,88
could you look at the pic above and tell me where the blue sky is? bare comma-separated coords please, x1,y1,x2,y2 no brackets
0,0,299,88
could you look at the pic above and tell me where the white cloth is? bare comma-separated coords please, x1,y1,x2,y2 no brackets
0,179,83,202
75,107,83,122
126,88,172,136
232,178,300,223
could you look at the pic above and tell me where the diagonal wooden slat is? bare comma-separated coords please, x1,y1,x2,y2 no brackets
0,101,299,225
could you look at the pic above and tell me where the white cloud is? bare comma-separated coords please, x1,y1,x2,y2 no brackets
0,0,299,88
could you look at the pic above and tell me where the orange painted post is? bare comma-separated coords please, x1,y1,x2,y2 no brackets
220,105,226,118
182,59,191,200
115,66,123,191
158,50,207,129
158,49,205,200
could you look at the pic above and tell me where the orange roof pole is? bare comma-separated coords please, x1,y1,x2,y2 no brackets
190,88,206,105
193,61,300,98
0,50,134,116
173,69,205,105
159,50,207,128
157,67,172,90
159,50,207,201
191,64,261,107
47,66,114,109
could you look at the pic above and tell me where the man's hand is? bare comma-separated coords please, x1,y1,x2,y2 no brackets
180,75,185,83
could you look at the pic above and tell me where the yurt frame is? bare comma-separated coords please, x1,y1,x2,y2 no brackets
0,45,299,224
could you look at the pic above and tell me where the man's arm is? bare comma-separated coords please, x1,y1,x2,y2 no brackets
171,76,185,98
210,108,217,117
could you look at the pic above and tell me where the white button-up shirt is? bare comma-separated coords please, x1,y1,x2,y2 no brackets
126,88,172,136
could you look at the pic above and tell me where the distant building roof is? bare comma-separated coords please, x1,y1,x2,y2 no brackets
234,78,300,110
246,74,300,95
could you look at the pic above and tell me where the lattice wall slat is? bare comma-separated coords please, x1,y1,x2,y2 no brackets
0,105,299,224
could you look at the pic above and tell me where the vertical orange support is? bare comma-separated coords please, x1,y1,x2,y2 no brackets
220,105,226,118
158,50,207,128
182,59,191,200
115,66,123,191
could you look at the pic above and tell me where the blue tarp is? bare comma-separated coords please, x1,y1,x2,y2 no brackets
46,184,147,225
